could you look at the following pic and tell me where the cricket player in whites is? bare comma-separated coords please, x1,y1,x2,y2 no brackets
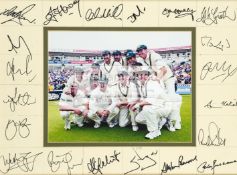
136,45,176,95
65,66,90,96
113,70,140,131
88,75,119,128
112,50,125,66
84,62,102,96
100,50,123,86
59,83,89,130
136,45,182,130
132,67,172,139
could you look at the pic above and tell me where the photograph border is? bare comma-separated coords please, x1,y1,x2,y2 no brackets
43,27,196,147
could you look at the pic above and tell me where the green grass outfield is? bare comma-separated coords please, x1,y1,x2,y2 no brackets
48,95,192,143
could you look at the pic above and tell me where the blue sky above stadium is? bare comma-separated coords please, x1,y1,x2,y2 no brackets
48,31,191,51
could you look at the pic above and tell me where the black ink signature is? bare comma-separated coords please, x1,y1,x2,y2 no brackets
0,152,43,174
222,99,237,107
87,150,120,175
47,151,83,175
5,118,31,141
127,5,146,23
200,61,237,82
204,100,222,109
6,57,37,82
3,87,36,112
124,149,157,175
198,122,226,146
204,99,237,109
0,4,36,25
196,6,236,25
201,36,230,51
85,4,123,22
197,159,237,174
162,8,196,21
6,35,37,82
161,155,198,175
43,0,82,25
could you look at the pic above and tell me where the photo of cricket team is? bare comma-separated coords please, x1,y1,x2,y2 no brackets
47,30,193,143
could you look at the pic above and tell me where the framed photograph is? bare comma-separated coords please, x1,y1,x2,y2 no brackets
44,27,195,146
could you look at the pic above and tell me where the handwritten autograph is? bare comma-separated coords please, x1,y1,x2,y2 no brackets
127,5,146,23
162,8,196,21
204,100,222,109
43,0,82,25
161,6,236,25
0,152,43,174
0,4,36,25
200,61,237,82
161,155,198,174
3,87,36,112
196,6,236,25
87,150,120,175
198,122,226,146
124,149,157,175
6,35,37,82
204,99,237,109
197,159,237,174
201,36,230,51
47,151,83,175
5,118,31,141
222,99,237,107
85,4,123,22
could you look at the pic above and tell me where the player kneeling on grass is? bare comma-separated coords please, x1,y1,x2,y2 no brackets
88,75,119,128
112,70,140,131
59,83,89,130
132,67,172,139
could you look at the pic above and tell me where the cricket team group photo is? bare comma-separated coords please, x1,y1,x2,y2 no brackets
46,29,193,144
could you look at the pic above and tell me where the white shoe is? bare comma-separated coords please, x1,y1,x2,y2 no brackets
169,126,176,132
108,122,115,128
94,123,100,128
64,126,70,130
132,125,139,132
165,123,176,132
175,122,181,130
77,123,84,127
145,130,161,139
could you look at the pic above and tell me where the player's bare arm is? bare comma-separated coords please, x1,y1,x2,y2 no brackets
59,104,76,111
116,101,129,108
139,101,151,107
155,66,167,81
